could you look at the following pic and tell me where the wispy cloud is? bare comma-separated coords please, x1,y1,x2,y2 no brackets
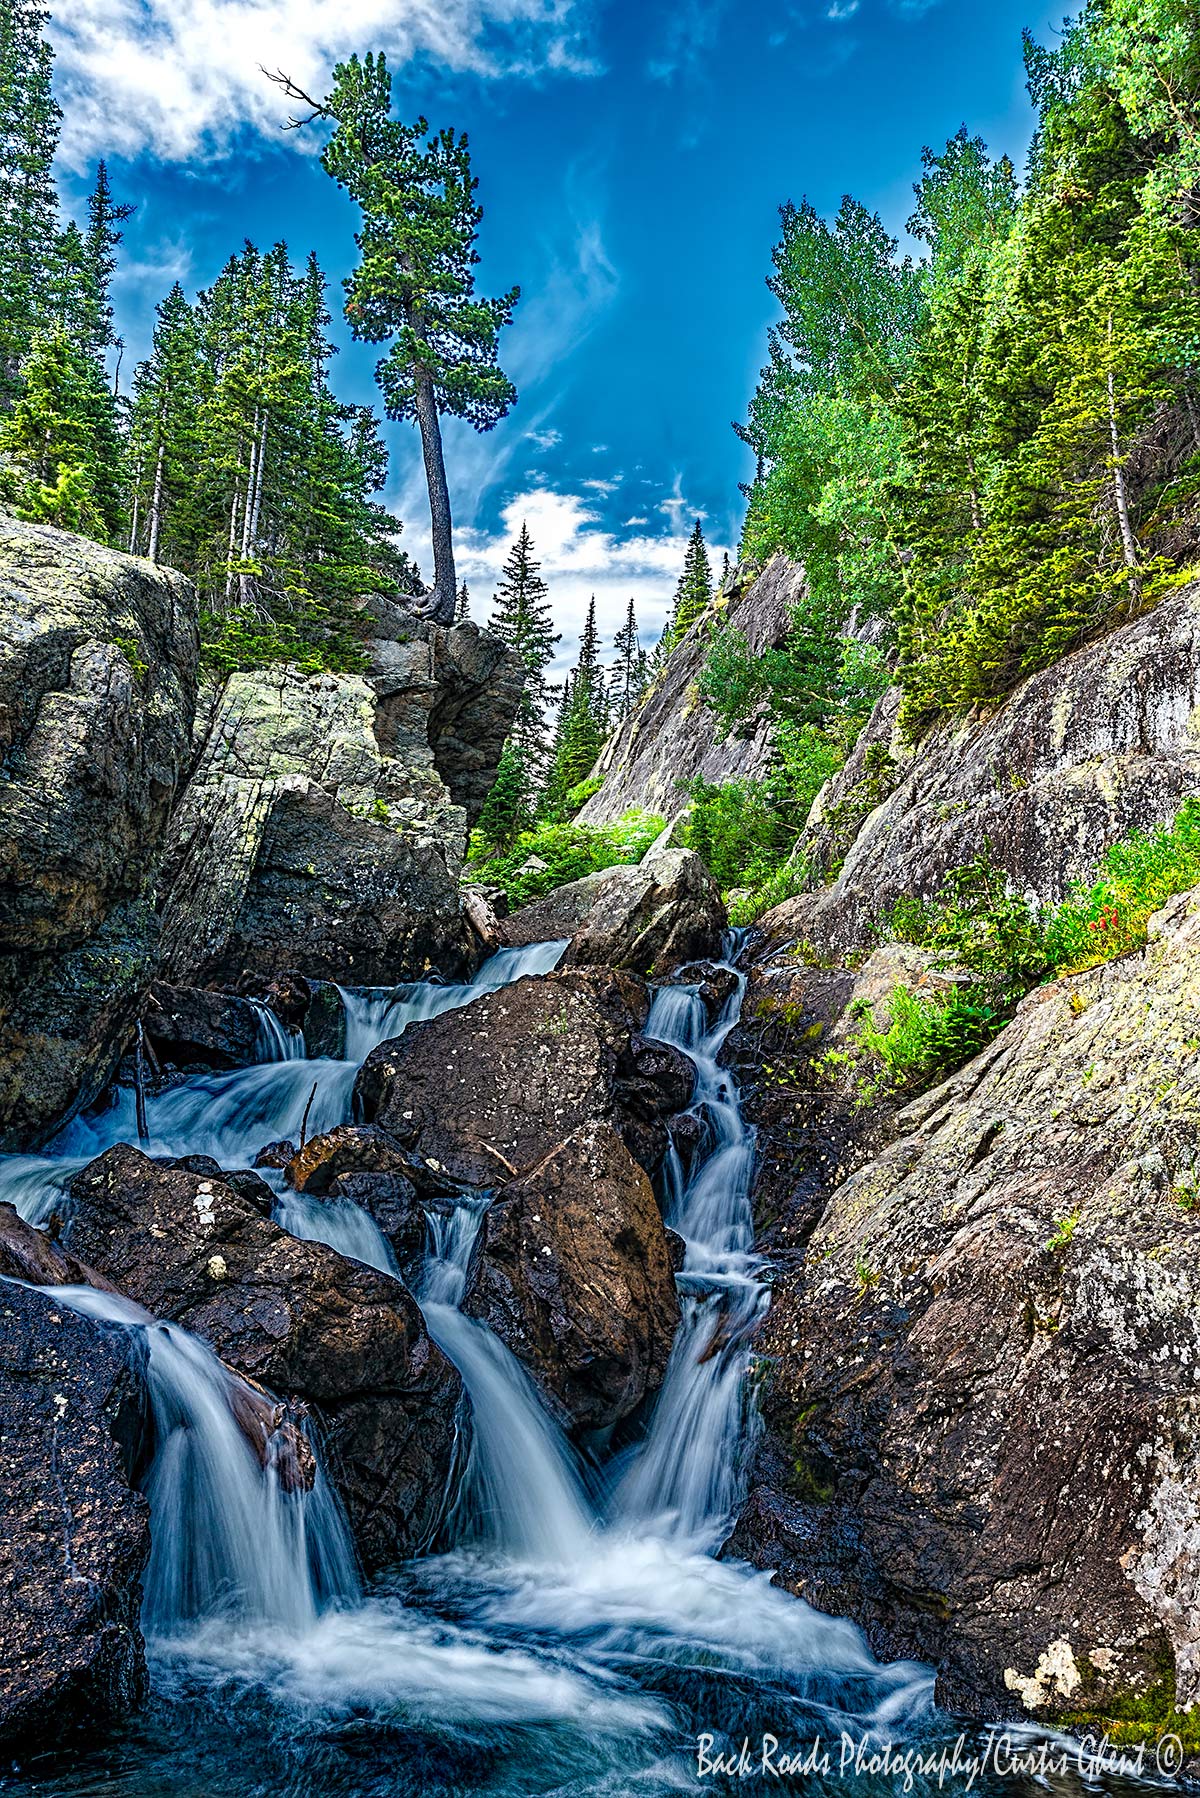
47,0,597,167
647,0,728,83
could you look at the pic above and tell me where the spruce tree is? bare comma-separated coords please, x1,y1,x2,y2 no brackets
81,161,135,368
271,55,519,624
610,596,648,719
455,580,471,621
0,0,60,406
475,740,530,848
490,522,560,744
1,328,124,537
546,596,608,807
671,519,714,640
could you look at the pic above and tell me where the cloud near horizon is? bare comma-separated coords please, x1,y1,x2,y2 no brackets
453,485,733,679
47,0,596,166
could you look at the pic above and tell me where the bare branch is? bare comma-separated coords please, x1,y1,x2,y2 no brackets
261,66,329,130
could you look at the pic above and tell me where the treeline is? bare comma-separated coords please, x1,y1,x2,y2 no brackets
691,0,1200,916
0,0,415,671
475,515,719,851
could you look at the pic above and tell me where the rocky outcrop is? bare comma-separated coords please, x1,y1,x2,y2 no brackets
157,610,521,989
734,888,1200,1726
503,846,726,974
0,1279,150,1749
65,1145,461,1569
464,1123,680,1433
356,968,687,1184
578,557,801,827
790,581,1200,957
0,518,199,1147
143,980,278,1070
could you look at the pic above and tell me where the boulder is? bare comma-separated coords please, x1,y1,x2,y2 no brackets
157,611,522,989
577,555,800,826
672,960,741,1024
65,1145,461,1569
503,848,726,974
0,1280,150,1749
0,518,199,1146
355,968,686,1186
734,888,1200,1726
143,980,271,1069
788,579,1200,958
464,1123,680,1433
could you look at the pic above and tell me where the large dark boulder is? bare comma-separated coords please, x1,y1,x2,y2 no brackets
503,847,726,975
464,1123,679,1433
143,980,273,1069
355,968,686,1185
0,518,199,1146
65,1144,461,1569
732,890,1200,1728
0,1279,150,1750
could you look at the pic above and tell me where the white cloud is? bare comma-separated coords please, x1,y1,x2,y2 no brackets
524,427,563,451
47,0,597,167
456,485,732,678
826,1,860,17
581,476,620,494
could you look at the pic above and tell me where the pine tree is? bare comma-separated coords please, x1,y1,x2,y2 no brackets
0,0,60,406
127,283,204,563
475,739,531,848
546,596,607,807
1,327,124,537
81,161,135,368
670,519,714,640
490,522,560,748
272,55,519,623
455,580,471,621
610,595,648,719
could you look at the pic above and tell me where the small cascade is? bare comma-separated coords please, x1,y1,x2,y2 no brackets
41,1283,357,1636
420,1196,594,1565
615,959,768,1547
248,1000,306,1063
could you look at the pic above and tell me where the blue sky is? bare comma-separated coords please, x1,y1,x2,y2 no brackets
47,0,1055,668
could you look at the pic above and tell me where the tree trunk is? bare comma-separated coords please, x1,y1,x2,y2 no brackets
147,442,165,563
224,476,242,606
1106,319,1140,595
413,374,456,625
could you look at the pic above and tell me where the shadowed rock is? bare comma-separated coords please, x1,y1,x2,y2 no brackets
503,848,726,975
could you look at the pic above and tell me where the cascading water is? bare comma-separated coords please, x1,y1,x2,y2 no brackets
0,935,957,1798
614,962,768,1545
23,1281,356,1636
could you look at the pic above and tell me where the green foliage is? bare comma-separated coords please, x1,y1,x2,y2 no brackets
669,518,714,643
727,854,815,927
474,741,532,851
739,8,1200,739
1045,1208,1082,1252
544,596,608,812
1,327,124,539
1043,796,1200,973
467,810,665,907
887,858,1052,1006
849,984,1003,1097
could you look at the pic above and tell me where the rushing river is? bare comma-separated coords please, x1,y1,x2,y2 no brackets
0,944,1146,1796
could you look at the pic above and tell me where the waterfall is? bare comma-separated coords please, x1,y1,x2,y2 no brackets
248,1000,306,1063
420,1196,594,1565
32,1282,357,1636
614,964,768,1546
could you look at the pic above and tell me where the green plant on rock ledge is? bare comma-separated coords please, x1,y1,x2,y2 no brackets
466,809,664,907
847,985,1001,1100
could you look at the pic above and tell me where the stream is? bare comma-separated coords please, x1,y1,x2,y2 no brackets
0,942,1135,1796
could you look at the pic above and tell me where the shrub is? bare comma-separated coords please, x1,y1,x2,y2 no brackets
850,984,1002,1097
1044,799,1200,974
467,810,664,907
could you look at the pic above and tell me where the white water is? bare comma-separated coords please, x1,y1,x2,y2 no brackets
25,1281,356,1636
0,935,940,1795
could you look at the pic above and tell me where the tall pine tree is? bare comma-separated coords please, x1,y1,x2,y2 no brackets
670,519,714,640
0,0,60,407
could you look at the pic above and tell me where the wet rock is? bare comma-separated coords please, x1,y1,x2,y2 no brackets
65,1144,461,1569
285,1123,417,1196
254,1139,296,1171
0,518,199,1147
328,1172,428,1284
0,1280,150,1749
259,969,311,1030
671,961,740,1024
578,556,799,826
143,981,268,1070
157,614,522,989
787,579,1200,958
304,980,346,1059
626,1034,696,1115
356,968,681,1186
503,847,726,975
737,888,1200,1723
0,1202,121,1292
464,1123,680,1432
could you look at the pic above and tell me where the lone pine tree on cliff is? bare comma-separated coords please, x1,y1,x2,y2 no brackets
270,54,519,625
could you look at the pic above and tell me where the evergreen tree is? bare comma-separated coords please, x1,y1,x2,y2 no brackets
610,595,648,718
1,327,124,537
272,55,519,623
455,579,471,621
546,596,608,807
81,161,135,368
0,0,60,406
127,283,203,563
490,522,560,762
670,519,714,640
475,739,530,847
